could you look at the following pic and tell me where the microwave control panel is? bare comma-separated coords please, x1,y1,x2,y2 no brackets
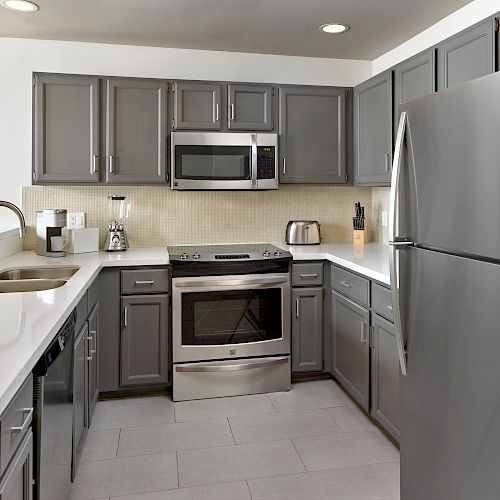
257,146,276,179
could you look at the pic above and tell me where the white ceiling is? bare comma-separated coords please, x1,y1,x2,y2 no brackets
0,0,473,59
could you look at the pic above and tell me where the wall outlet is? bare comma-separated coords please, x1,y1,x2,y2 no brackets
67,212,86,229
381,210,388,227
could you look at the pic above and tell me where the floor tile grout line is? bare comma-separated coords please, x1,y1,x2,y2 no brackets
175,450,180,489
116,428,122,458
290,437,309,473
245,479,253,499
227,416,237,445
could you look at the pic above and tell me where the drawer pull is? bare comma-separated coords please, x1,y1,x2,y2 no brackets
360,322,368,344
296,298,299,318
387,305,393,311
340,280,352,288
11,408,34,434
135,280,155,286
300,273,318,279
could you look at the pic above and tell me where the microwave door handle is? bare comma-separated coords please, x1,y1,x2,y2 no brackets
251,134,257,189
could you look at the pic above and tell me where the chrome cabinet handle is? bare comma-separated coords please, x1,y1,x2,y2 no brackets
230,103,235,121
360,322,368,344
296,298,299,318
108,155,115,174
85,336,92,361
369,325,375,349
135,280,155,286
124,306,128,327
251,133,257,189
300,273,318,279
283,157,286,175
340,281,352,288
389,111,412,376
10,408,33,434
385,153,391,172
176,357,288,373
215,104,220,121
387,305,393,311
88,332,97,354
91,154,99,174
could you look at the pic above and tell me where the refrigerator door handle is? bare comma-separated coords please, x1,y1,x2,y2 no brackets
389,111,412,376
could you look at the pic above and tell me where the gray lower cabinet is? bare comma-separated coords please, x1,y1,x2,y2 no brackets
354,71,393,186
0,432,33,500
331,290,370,410
227,84,274,131
292,288,323,372
173,81,222,130
121,295,169,386
393,49,435,137
33,74,100,184
371,313,400,442
72,323,88,476
278,85,347,184
106,78,168,184
437,18,496,91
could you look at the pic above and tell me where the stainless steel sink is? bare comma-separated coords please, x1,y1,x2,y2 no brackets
0,266,79,281
0,279,67,293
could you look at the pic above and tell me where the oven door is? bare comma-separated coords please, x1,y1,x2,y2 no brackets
172,273,291,363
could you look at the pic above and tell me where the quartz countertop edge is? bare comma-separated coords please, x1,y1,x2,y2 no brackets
0,243,390,415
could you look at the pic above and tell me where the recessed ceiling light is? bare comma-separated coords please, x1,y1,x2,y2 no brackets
319,23,350,34
1,0,38,12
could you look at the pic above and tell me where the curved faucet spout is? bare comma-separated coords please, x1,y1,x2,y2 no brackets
0,201,26,237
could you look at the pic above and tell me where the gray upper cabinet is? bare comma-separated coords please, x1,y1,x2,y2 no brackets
121,294,169,386
354,71,393,186
437,18,496,91
279,86,347,184
292,288,323,372
227,84,274,131
331,290,370,410
173,81,222,130
393,49,435,137
371,313,400,442
33,74,100,184
106,78,167,184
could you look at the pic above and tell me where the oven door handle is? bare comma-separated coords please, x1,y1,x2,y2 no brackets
173,277,288,288
175,357,288,372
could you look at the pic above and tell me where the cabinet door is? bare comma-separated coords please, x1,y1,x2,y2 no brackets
331,290,370,410
0,432,33,500
33,74,100,184
354,71,393,186
371,314,400,442
228,84,274,131
72,324,88,477
437,19,495,90
393,49,435,139
121,295,169,386
279,86,347,184
106,78,167,184
292,288,323,372
87,304,99,426
173,82,222,130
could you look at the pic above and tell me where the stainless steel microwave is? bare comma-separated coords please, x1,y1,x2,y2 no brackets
171,132,278,190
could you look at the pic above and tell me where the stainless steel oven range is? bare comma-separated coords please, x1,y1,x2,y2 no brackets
168,244,291,401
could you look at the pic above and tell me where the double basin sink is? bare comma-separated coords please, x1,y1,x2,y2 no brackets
0,266,80,293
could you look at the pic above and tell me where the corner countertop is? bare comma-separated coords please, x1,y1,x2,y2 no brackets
275,242,390,286
0,242,390,415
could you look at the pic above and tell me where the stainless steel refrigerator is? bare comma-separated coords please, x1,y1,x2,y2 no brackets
390,70,500,500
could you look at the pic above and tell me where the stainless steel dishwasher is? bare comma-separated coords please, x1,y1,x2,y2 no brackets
32,310,76,500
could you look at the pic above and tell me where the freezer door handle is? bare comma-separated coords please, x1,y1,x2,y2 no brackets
389,111,411,376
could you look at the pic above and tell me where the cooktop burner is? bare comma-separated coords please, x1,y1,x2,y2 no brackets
167,243,291,263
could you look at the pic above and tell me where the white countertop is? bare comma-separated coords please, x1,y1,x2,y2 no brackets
0,242,389,415
275,242,390,285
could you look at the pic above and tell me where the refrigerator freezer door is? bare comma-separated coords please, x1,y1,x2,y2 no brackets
401,246,500,500
400,71,500,260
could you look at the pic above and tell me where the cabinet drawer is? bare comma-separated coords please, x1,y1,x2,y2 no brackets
372,283,394,322
332,266,369,307
121,269,169,294
292,263,324,286
0,375,33,477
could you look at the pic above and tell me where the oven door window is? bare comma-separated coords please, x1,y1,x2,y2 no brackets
182,288,282,345
175,145,251,180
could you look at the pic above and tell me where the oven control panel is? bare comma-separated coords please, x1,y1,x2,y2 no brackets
257,146,276,179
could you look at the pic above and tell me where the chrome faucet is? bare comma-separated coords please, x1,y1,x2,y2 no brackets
0,201,26,237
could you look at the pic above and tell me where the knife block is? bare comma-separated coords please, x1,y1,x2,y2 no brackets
353,229,366,245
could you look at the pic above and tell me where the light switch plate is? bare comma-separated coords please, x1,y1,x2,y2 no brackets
67,212,86,229
381,210,388,227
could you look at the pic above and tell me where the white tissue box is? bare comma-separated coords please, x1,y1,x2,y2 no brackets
65,228,99,254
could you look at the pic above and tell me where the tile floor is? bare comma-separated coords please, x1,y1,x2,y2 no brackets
70,379,400,500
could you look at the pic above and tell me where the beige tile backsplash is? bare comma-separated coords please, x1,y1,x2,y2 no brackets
22,185,382,250
371,187,391,244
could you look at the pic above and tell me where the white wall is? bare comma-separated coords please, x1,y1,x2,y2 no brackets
0,37,371,228
372,0,499,75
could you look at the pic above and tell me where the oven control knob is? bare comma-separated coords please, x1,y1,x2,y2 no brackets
274,250,282,257
180,253,189,260
192,253,200,259
263,250,271,258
